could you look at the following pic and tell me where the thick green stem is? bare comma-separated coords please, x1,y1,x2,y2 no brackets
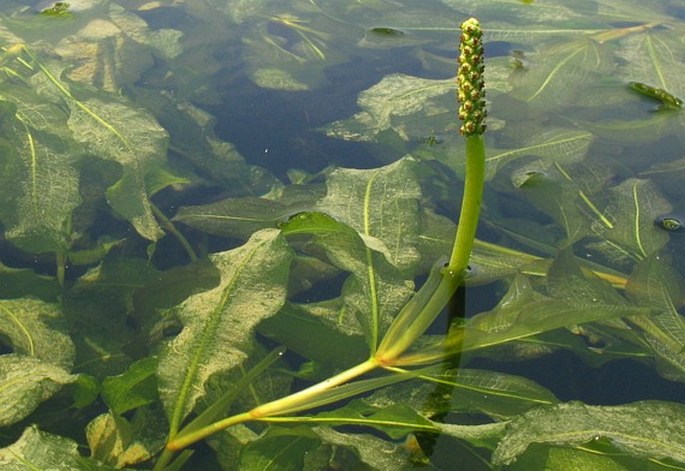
448,134,485,275
166,358,379,451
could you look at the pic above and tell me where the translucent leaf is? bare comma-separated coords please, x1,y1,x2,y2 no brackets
158,228,292,430
132,89,280,195
0,260,60,301
617,29,685,100
258,302,369,375
486,129,593,180
0,425,115,470
492,401,685,466
460,275,651,352
316,157,422,272
311,400,436,440
108,3,183,60
240,8,349,90
174,186,319,240
510,162,593,247
67,97,168,241
429,368,559,419
626,255,685,380
589,178,671,264
281,211,413,353
0,97,81,254
0,298,74,367
311,426,417,470
322,74,454,142
54,16,154,92
0,355,75,427
508,37,613,111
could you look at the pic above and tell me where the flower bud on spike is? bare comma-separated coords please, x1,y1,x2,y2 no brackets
457,18,486,136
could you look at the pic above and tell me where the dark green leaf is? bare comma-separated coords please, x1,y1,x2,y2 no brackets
102,356,158,415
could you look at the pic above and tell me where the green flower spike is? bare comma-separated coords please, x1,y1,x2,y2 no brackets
448,17,487,275
457,17,486,136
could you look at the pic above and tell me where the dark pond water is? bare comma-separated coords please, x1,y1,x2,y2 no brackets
1,0,685,470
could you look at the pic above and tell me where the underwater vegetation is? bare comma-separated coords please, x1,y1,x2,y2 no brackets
0,0,685,469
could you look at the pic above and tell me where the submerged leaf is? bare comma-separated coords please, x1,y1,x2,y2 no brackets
508,37,613,111
0,355,75,427
0,425,114,470
67,96,168,241
158,228,292,432
486,128,592,179
493,401,685,466
316,157,423,272
323,74,454,142
86,412,153,467
0,297,74,366
589,178,671,264
626,255,685,380
281,211,413,353
0,96,81,254
102,356,158,415
617,29,685,101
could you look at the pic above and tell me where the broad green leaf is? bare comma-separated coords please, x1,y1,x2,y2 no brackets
510,445,630,471
281,211,413,354
67,258,220,380
316,157,422,272
67,96,168,241
427,368,558,419
0,298,74,367
492,401,685,466
64,259,162,378
0,425,116,470
240,426,321,471
102,356,159,415
174,185,319,240
86,412,153,468
486,129,593,179
322,74,454,142
311,426,419,471
626,255,685,380
258,301,369,375
434,274,652,356
0,97,81,254
0,260,60,301
158,228,292,433
547,250,628,306
17,46,175,242
510,162,593,247
0,355,75,427
0,298,75,426
617,29,685,100
588,178,671,264
509,36,613,109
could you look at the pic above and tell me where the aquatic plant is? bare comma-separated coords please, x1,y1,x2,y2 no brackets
1,1,685,470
